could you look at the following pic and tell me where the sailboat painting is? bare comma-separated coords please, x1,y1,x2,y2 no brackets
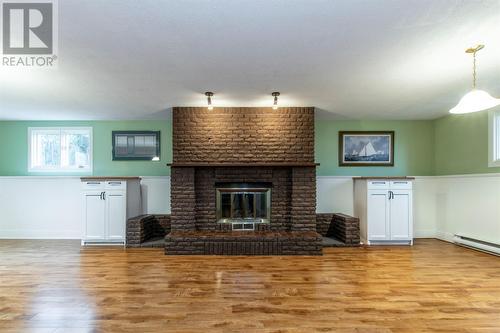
339,131,394,166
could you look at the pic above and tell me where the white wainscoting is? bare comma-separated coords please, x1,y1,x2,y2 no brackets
0,176,171,239
432,174,500,245
412,177,438,238
140,176,171,215
0,177,83,239
316,176,354,215
1,174,499,243
315,176,437,238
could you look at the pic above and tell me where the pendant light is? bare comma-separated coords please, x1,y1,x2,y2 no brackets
272,92,280,110
449,45,500,114
205,92,214,110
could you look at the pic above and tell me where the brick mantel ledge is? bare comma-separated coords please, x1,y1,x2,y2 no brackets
168,162,319,167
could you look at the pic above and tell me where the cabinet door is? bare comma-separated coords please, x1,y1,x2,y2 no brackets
390,190,412,240
367,190,390,240
84,192,106,241
106,191,126,241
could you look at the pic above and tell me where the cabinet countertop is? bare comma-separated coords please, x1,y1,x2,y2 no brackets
80,177,141,181
353,176,415,180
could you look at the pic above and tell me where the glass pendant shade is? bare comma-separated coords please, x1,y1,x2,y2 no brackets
449,89,500,114
449,45,500,114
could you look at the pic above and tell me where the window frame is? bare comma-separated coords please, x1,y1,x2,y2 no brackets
111,130,161,161
488,110,500,167
28,127,93,173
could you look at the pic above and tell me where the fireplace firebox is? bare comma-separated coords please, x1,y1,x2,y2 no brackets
216,183,271,230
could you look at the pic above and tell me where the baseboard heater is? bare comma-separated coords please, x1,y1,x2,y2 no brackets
453,235,500,256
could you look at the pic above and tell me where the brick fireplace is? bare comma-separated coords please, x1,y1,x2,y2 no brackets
165,107,322,255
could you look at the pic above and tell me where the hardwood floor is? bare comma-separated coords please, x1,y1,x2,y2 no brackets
0,239,499,333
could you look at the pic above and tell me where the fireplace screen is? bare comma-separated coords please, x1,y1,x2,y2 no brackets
216,183,271,225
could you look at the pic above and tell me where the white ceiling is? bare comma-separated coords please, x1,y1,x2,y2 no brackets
1,0,500,120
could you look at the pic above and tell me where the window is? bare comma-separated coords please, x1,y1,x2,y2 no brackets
489,110,500,167
28,127,92,172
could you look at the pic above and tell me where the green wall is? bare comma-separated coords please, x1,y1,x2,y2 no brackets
2,114,494,177
0,121,172,176
434,111,500,175
315,120,435,176
0,119,436,177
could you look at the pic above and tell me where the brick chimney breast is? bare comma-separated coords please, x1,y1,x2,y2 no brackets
168,107,320,255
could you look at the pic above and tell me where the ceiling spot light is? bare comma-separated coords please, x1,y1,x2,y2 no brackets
205,92,214,110
272,92,280,110
450,45,500,114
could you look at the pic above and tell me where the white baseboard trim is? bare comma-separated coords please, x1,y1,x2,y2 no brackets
435,231,455,243
0,229,81,239
414,229,437,238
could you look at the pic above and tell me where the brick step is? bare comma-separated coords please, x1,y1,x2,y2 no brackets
165,231,322,255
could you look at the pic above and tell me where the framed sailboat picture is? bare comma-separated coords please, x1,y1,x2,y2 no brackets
338,131,394,166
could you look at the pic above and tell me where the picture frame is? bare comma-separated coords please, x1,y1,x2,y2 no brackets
338,131,394,166
112,131,161,161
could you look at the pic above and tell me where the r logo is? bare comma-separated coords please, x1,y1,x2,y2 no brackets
2,2,53,54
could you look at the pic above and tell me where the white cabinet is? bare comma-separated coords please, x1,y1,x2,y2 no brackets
354,179,413,245
389,189,412,241
83,191,106,241
81,178,141,245
366,189,390,241
106,191,126,241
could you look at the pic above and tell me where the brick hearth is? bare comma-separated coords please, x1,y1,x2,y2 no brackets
165,231,322,255
126,213,359,249
167,107,322,255
126,215,171,247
